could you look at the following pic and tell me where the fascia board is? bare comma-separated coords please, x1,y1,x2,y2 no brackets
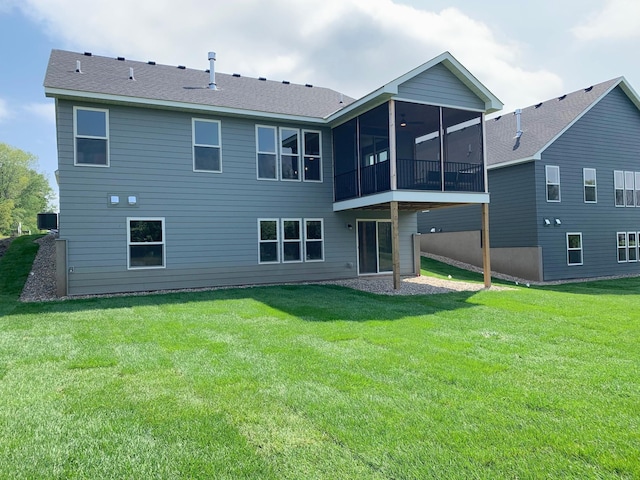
44,87,327,125
487,157,538,170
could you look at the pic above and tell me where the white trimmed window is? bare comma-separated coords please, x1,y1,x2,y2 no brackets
282,219,303,262
303,130,322,182
305,219,324,261
256,125,278,180
280,128,300,181
127,218,165,269
628,232,638,262
74,107,109,166
566,233,582,266
617,232,627,262
546,165,560,202
625,171,635,207
193,119,221,172
635,173,640,207
258,219,279,264
614,170,625,206
583,168,597,203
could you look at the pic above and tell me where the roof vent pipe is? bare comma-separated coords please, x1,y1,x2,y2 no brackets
75,60,82,73
514,108,523,138
129,67,135,80
208,51,217,90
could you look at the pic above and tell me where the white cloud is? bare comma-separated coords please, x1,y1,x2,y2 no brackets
572,0,640,41
23,102,55,124
19,0,562,113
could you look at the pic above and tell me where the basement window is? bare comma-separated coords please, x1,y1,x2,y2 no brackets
567,233,583,266
128,218,165,269
74,107,109,166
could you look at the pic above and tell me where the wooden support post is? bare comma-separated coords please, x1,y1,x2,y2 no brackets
481,203,491,288
391,201,401,290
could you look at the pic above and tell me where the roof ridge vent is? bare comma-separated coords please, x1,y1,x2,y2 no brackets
117,56,125,61
584,86,594,92
558,94,567,100
147,61,156,65
177,65,186,70
232,73,241,77
534,102,543,108
75,60,82,73
305,83,313,88
494,115,502,121
83,52,92,56
258,77,267,81
282,80,290,84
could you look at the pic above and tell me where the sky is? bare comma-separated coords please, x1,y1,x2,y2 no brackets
1,0,639,210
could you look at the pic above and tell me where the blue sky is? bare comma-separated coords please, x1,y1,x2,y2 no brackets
1,0,639,210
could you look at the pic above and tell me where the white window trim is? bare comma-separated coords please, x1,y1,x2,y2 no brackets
635,173,640,207
256,125,279,181
302,129,323,183
258,218,280,264
545,165,560,202
281,218,303,263
617,231,627,263
127,217,166,270
614,170,625,207
624,171,635,207
566,232,583,266
192,118,222,173
627,232,638,263
304,218,325,262
583,168,597,203
280,128,301,182
73,106,110,167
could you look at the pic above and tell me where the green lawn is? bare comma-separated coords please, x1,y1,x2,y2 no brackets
1,237,639,479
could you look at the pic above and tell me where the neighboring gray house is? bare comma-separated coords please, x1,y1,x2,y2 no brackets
419,77,640,281
44,49,501,296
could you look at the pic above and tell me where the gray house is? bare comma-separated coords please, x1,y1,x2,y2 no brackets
44,49,501,296
419,77,640,281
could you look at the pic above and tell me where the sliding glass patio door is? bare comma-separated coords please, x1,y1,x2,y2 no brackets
357,220,392,275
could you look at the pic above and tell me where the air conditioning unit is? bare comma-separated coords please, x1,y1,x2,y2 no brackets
37,213,58,230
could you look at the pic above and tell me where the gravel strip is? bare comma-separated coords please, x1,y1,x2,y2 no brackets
19,235,505,302
20,234,58,302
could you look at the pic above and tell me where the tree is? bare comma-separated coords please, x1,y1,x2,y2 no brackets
0,143,54,235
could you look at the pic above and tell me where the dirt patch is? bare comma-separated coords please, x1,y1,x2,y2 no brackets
0,237,14,261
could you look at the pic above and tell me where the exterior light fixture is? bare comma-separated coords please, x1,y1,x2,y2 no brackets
430,227,437,233
128,195,137,205
347,223,353,230
544,218,551,226
555,218,562,225
110,195,120,205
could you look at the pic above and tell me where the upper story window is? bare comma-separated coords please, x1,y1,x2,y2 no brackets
303,130,322,182
583,168,597,203
193,119,221,172
280,128,300,181
614,170,640,207
545,165,560,202
74,107,109,166
257,126,323,182
625,171,635,207
614,171,625,206
256,126,277,180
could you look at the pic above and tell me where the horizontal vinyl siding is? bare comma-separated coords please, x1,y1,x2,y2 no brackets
537,86,640,280
418,204,481,234
57,101,418,295
397,63,485,110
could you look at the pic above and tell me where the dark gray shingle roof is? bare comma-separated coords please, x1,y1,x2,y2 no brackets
486,77,622,167
44,49,355,119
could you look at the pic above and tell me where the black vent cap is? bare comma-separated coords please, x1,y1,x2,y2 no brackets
117,56,125,61
83,52,92,56
177,65,186,70
147,61,156,65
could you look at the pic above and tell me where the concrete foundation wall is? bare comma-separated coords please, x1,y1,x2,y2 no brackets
421,230,543,281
